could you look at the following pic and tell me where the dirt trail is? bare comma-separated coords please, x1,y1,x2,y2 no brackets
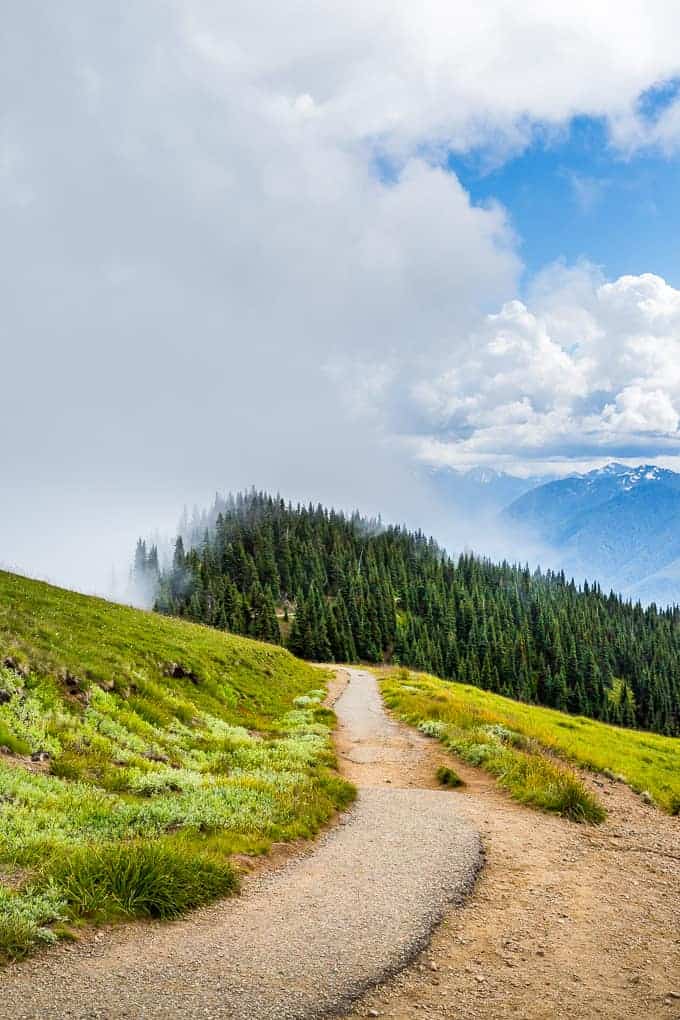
0,668,480,1020
344,694,680,1020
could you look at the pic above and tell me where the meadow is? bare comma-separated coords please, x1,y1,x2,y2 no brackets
0,571,354,959
381,669,680,818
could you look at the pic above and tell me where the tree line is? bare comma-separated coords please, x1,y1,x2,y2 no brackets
134,490,680,736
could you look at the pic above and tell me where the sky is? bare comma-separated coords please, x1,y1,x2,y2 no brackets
4,1,680,592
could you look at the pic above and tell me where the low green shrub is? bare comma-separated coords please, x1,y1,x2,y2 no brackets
0,884,66,960
436,765,463,788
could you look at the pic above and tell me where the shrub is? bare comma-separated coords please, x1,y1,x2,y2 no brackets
127,767,203,797
436,765,464,788
418,719,448,739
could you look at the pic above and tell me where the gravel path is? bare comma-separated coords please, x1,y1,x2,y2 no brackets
0,669,481,1020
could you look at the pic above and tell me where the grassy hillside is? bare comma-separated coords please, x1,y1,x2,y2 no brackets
381,670,680,817
0,571,354,960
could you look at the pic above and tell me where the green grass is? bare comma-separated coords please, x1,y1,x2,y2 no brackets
382,671,604,822
382,669,680,817
0,571,355,960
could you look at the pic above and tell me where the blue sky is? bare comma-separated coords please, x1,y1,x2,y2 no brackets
449,114,680,288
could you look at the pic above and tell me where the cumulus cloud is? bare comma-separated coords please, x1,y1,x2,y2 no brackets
184,1,680,157
410,269,680,471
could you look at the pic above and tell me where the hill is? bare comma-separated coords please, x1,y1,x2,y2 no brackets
0,570,353,959
144,490,680,737
505,463,680,605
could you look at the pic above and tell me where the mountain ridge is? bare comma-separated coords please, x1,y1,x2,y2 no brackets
505,462,680,605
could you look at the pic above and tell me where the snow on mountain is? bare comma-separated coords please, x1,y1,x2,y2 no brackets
505,463,680,606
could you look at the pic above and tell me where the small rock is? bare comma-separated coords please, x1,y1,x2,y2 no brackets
31,750,50,763
368,1011,380,1018
163,662,201,683
2,656,28,677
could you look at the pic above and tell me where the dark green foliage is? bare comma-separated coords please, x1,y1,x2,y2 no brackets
150,490,680,737
436,765,464,788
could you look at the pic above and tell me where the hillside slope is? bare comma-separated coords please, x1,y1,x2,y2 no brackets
0,571,353,959
380,669,680,813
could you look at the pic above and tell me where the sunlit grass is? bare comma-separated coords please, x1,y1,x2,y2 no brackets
382,669,680,816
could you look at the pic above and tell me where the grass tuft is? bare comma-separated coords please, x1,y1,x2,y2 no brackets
47,842,237,921
435,765,464,788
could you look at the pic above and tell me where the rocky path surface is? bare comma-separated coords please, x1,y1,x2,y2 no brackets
344,699,680,1020
0,669,481,1020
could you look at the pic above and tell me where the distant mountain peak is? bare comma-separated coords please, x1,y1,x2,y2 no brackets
505,460,680,607
464,467,509,485
583,462,674,490
588,462,630,476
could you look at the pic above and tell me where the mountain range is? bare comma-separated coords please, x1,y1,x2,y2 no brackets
504,463,680,606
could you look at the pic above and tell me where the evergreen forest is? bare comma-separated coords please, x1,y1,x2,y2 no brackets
134,491,680,736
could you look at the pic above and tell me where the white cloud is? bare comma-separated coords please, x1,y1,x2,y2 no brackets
183,1,680,156
409,268,680,470
610,91,680,155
